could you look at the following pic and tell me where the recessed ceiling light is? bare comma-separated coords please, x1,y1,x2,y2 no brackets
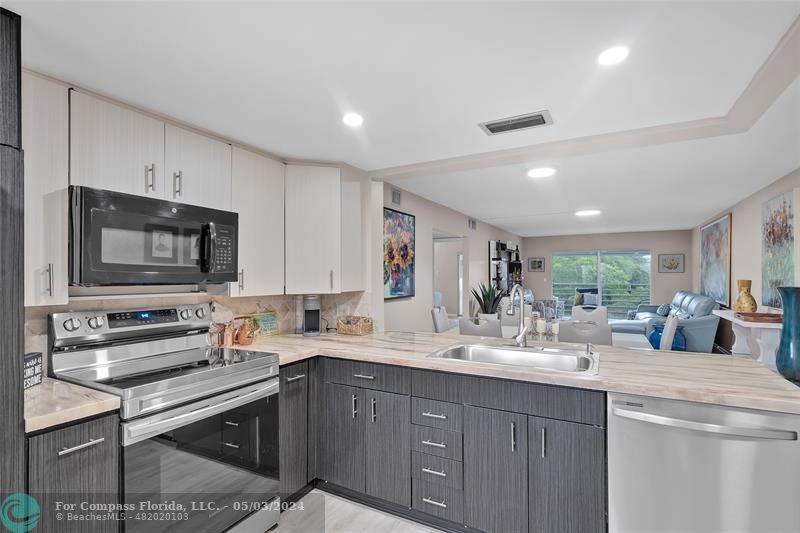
575,209,601,217
342,112,364,127
597,46,629,66
527,167,556,178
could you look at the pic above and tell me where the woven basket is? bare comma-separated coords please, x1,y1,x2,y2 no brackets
337,316,374,336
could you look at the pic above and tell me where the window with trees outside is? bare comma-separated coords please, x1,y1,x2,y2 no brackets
552,250,651,319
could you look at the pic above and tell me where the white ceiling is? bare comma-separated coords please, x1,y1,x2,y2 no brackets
9,1,800,171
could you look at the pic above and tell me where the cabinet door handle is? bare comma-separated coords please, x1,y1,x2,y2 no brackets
224,420,239,427
370,397,377,423
285,374,306,383
422,497,447,509
46,263,54,297
58,437,105,457
421,467,447,478
352,394,358,419
330,269,334,291
421,439,446,449
541,427,546,458
353,373,375,380
511,421,517,452
145,164,155,191
422,411,447,420
173,170,183,197
223,441,241,450
238,269,245,293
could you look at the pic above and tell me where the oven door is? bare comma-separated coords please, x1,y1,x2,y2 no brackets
69,186,238,285
121,379,279,533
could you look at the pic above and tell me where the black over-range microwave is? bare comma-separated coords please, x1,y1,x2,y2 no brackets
69,186,238,286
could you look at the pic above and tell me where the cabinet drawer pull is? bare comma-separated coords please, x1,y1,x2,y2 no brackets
352,394,358,419
145,164,155,191
173,170,183,197
541,427,546,458
511,421,517,452
285,374,306,383
223,441,241,450
421,467,447,477
58,437,105,457
421,439,447,449
353,373,375,380
224,420,240,427
421,411,447,420
46,263,54,297
422,497,447,509
371,397,377,423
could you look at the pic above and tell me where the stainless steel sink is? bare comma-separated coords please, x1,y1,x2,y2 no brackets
427,344,598,374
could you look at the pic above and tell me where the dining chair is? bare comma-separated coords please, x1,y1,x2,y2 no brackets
571,305,609,324
659,315,679,350
459,317,502,337
558,320,612,345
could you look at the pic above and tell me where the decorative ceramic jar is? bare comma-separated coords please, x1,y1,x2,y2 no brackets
776,287,800,383
733,279,758,313
648,324,687,351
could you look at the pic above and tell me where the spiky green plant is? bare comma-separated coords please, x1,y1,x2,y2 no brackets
471,282,506,314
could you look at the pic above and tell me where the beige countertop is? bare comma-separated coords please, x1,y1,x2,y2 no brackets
244,331,800,415
24,378,120,433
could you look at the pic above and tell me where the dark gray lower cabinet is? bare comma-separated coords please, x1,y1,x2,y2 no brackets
464,405,528,533
318,383,366,492
28,414,120,533
365,390,410,506
528,417,606,533
280,361,309,497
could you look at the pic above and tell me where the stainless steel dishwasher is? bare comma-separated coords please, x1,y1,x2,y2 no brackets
608,392,800,533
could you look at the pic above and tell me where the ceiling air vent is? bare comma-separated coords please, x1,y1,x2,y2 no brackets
467,217,478,231
391,188,402,206
479,110,553,136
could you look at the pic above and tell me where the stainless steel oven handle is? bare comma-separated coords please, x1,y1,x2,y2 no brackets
123,379,278,446
612,407,799,441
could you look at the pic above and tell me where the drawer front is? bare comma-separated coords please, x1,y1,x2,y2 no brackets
411,425,462,460
411,451,463,489
412,397,462,432
324,358,410,394
412,479,464,523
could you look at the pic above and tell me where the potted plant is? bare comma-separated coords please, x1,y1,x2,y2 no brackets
472,282,506,321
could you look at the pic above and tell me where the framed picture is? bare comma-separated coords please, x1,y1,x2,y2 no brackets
527,257,545,272
761,191,795,308
145,224,179,264
182,228,203,266
658,253,685,273
700,214,732,307
384,207,416,299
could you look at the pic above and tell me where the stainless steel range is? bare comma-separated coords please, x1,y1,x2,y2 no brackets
49,304,281,533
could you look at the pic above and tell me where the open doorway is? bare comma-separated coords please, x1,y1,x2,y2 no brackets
432,229,465,319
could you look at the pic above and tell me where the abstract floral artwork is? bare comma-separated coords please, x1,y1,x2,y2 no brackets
384,207,416,299
762,192,794,308
700,214,731,307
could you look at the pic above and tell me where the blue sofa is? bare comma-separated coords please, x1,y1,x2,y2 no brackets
610,290,720,353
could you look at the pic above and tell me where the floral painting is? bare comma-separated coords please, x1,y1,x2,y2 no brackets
384,207,415,299
700,214,731,307
762,192,794,308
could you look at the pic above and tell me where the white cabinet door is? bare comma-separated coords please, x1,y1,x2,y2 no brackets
340,178,365,292
23,72,69,306
165,124,231,210
230,147,285,297
70,91,165,197
285,165,341,294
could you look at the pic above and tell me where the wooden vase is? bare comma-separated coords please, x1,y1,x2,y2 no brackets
733,280,757,313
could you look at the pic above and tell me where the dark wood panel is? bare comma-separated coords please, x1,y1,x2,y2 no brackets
0,143,23,497
316,382,365,492
323,357,410,394
411,397,463,432
529,417,607,533
0,9,20,148
411,451,463,490
306,357,320,481
365,390,410,506
411,425,462,461
280,361,309,498
28,415,120,533
463,405,528,533
412,479,464,524
412,369,466,404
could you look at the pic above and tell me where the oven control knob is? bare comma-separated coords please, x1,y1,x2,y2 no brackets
63,318,81,332
88,316,105,329
195,308,207,319
179,309,192,320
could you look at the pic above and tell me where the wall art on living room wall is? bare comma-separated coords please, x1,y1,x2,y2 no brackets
658,254,685,273
761,191,795,308
700,214,731,307
384,207,416,299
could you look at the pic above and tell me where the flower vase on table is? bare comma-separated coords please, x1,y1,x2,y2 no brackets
776,287,800,384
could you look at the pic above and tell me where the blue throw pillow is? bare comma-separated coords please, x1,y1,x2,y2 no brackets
657,304,670,316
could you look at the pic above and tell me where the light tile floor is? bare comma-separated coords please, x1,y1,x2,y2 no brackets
275,490,444,533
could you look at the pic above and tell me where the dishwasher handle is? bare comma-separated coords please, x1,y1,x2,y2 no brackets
612,407,798,441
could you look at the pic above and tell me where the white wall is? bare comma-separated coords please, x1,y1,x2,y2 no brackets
433,239,463,314
522,230,694,306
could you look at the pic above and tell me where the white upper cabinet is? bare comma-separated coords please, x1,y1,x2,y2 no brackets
285,164,342,294
165,124,232,210
70,91,165,197
23,72,69,306
231,147,285,297
340,177,366,292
